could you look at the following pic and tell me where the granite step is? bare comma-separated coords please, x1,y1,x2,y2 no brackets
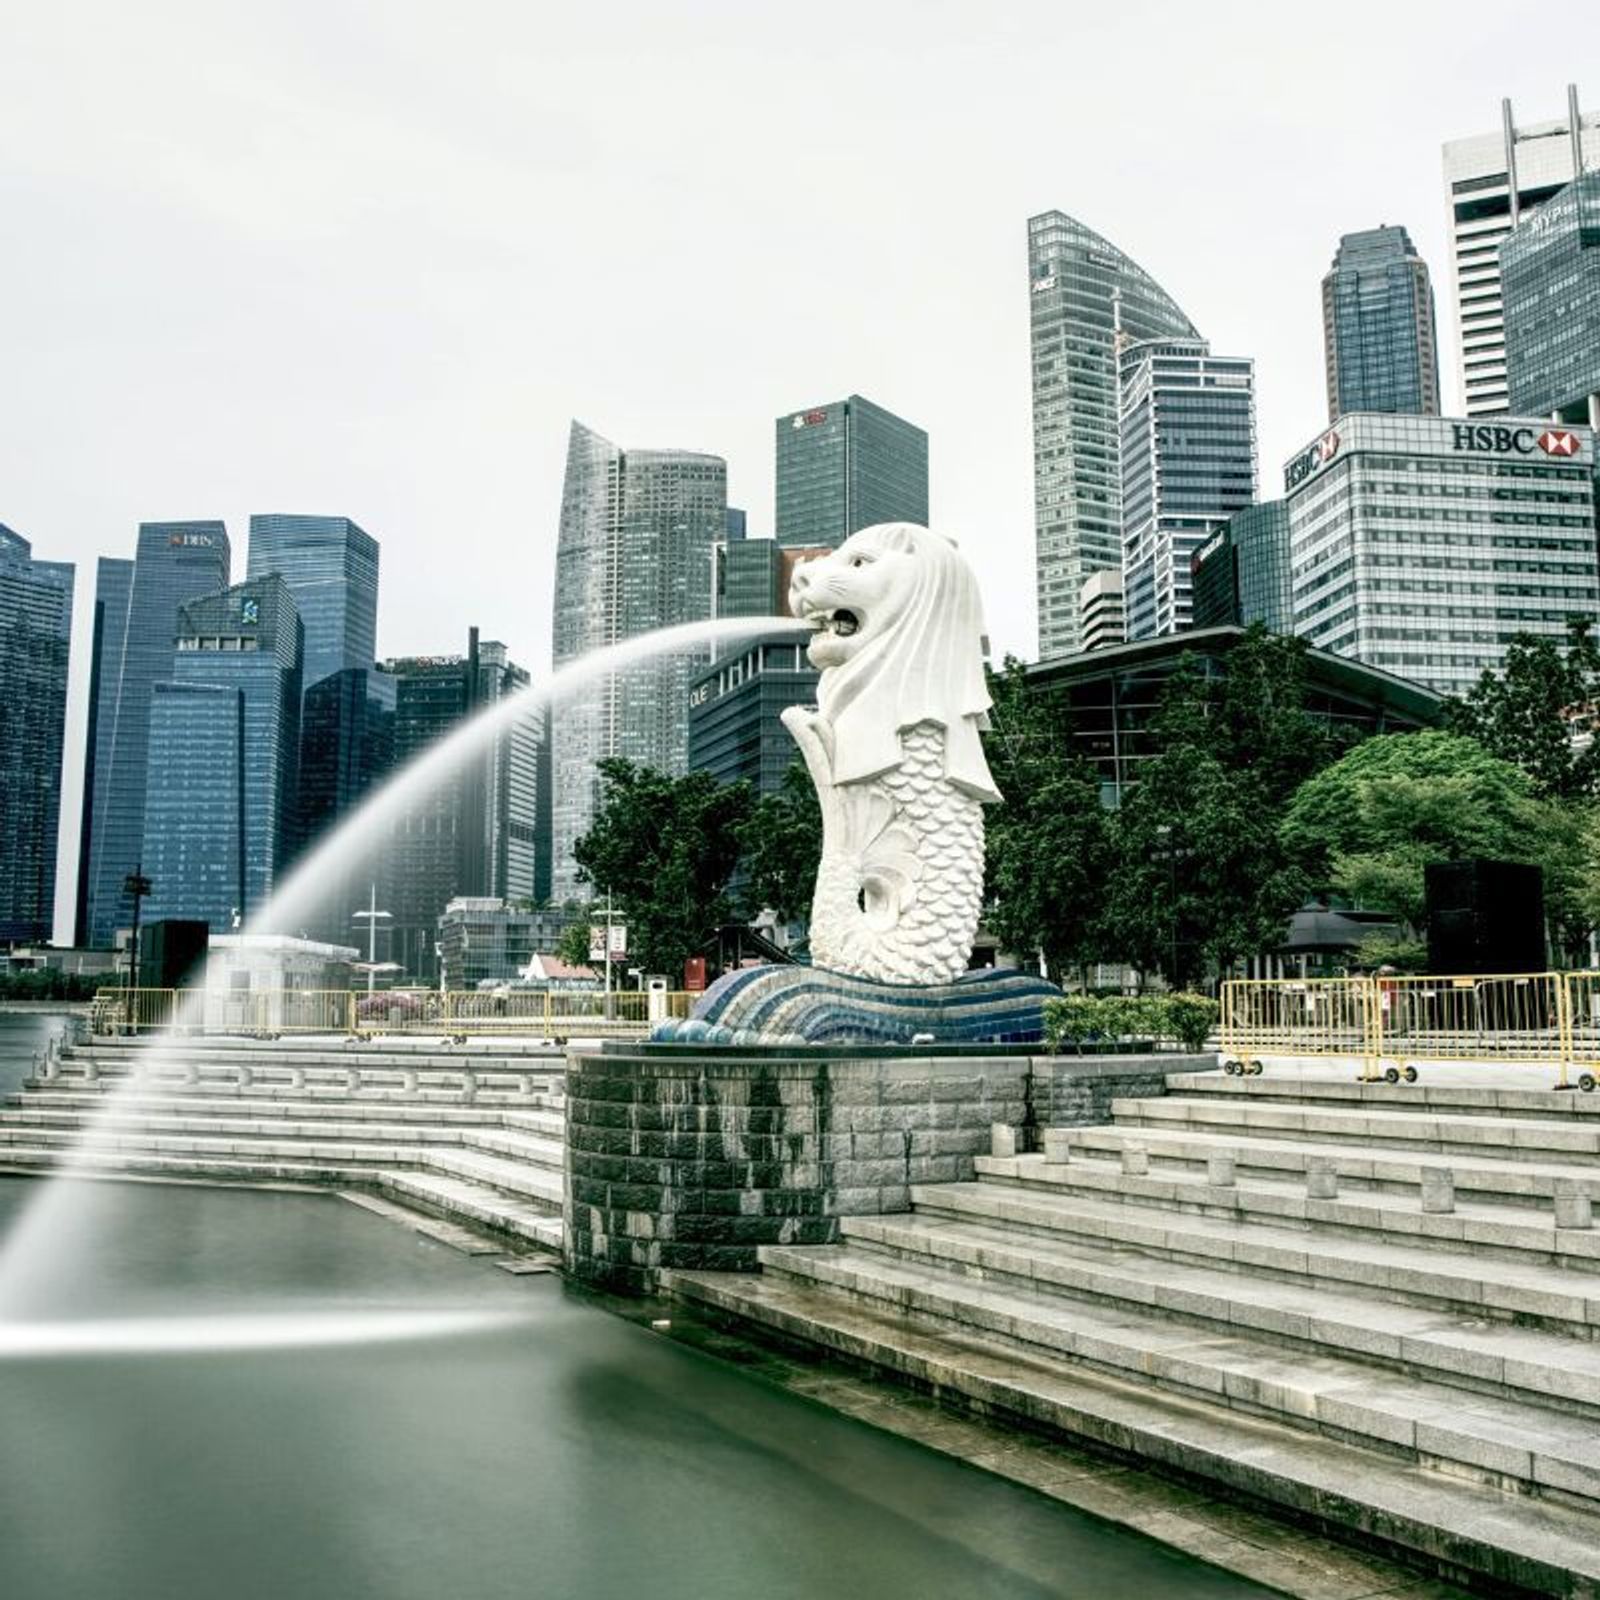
1165,1071,1600,1120
1058,1122,1600,1209
1114,1095,1600,1164
9,1089,555,1125
916,1179,1600,1330
840,1208,1600,1408
974,1151,1600,1271
751,1242,1600,1509
668,1265,1600,1598
409,1148,563,1210
374,1170,563,1252
0,1144,564,1241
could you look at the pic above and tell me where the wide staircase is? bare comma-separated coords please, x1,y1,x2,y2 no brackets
0,1034,567,1254
670,1068,1600,1597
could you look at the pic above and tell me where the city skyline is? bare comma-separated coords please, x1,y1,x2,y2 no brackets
4,10,1599,938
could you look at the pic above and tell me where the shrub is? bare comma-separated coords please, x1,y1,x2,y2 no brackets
1159,992,1219,1052
1043,992,1219,1053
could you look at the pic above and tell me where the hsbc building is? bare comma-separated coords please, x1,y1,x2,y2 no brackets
1283,412,1599,695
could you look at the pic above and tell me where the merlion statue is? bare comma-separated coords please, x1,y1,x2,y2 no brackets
782,522,1001,985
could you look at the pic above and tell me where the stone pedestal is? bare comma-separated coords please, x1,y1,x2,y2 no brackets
564,1042,1209,1293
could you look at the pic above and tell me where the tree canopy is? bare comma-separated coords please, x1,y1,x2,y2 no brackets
571,759,752,977
1447,618,1600,802
1279,729,1572,930
735,759,821,925
982,658,1113,984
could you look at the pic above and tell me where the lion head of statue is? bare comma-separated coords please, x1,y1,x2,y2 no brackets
787,522,1000,803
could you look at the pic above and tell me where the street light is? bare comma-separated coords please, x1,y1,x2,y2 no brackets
351,884,393,996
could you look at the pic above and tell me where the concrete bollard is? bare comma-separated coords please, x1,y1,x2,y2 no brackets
345,1067,362,1093
236,1063,253,1090
1306,1158,1339,1200
1206,1151,1237,1187
182,1061,201,1087
1043,1129,1073,1166
83,1055,99,1085
1121,1144,1149,1176
1554,1179,1594,1231
288,1067,306,1092
401,1069,419,1097
1420,1167,1455,1214
460,1068,478,1103
990,1123,1017,1159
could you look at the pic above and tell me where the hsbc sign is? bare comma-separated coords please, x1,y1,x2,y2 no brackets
1451,424,1584,458
1285,428,1341,491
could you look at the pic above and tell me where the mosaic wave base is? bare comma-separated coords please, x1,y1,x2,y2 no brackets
649,964,1062,1047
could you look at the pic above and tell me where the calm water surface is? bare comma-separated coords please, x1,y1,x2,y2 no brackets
0,1027,1274,1600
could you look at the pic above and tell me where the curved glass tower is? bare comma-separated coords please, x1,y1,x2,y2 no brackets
1028,212,1198,660
550,421,725,903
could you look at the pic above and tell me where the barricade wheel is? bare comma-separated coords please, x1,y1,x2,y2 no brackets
1223,1059,1240,1075
1384,1067,1400,1084
1402,1065,1419,1084
1581,1073,1597,1094
1247,1061,1264,1076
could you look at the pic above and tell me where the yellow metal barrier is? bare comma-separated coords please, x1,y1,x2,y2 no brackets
1375,972,1568,1088
1220,978,1380,1080
1561,972,1600,1092
94,987,700,1040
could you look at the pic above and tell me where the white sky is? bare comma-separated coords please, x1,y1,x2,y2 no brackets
3,1,1597,940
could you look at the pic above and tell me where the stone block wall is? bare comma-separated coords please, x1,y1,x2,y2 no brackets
565,1044,1213,1293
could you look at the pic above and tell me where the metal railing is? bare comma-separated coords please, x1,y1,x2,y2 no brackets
1221,971,1600,1088
91,987,699,1041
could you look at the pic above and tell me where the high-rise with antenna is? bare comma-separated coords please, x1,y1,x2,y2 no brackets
1442,86,1600,415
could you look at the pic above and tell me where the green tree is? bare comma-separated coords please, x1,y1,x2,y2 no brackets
1447,619,1600,802
982,659,1113,984
572,760,753,977
735,759,821,924
1102,659,1314,989
1280,730,1577,937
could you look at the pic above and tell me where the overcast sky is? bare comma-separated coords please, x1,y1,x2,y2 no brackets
4,1,1598,939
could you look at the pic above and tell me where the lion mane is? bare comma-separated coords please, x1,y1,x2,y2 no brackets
808,522,1000,804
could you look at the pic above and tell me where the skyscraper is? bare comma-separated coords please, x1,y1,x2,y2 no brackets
0,526,74,943
141,575,303,931
245,514,378,693
381,632,543,978
1502,169,1600,428
774,395,928,546
1190,501,1294,635
550,420,726,902
77,521,230,947
1322,226,1441,420
1442,88,1600,415
1118,338,1257,640
1284,415,1599,695
1028,211,1201,660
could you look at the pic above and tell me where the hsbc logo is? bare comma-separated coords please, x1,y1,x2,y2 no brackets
1285,428,1341,490
1538,428,1581,457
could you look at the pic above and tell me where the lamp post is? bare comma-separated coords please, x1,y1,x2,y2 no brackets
352,884,393,996
122,865,152,1029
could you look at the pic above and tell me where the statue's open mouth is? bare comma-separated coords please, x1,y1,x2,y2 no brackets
827,609,860,638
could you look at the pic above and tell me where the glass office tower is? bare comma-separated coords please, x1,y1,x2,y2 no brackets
0,526,74,943
381,633,542,979
550,421,725,902
1118,339,1257,640
1029,210,1199,659
1502,169,1600,428
774,395,928,546
1190,501,1293,633
1285,414,1599,694
1322,226,1441,420
245,515,378,694
141,575,303,931
77,521,230,947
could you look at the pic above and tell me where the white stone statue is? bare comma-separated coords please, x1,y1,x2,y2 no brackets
782,523,1001,985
